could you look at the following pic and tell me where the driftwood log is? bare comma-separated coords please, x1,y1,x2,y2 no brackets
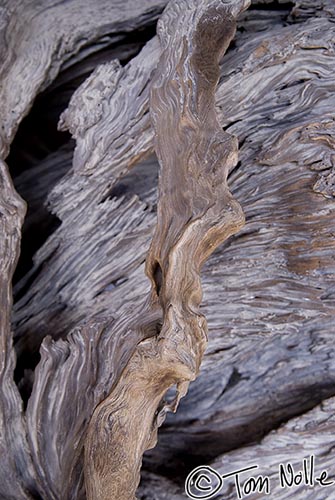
0,0,334,499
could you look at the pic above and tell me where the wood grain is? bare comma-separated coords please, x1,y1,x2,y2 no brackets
84,1,248,498
0,0,334,499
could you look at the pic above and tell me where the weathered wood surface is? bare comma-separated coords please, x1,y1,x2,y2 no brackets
0,0,334,499
138,395,335,499
0,0,167,158
84,1,249,498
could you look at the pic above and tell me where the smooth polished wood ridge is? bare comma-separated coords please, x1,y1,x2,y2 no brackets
84,1,248,498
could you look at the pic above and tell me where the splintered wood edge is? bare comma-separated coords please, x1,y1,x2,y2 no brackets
84,1,249,499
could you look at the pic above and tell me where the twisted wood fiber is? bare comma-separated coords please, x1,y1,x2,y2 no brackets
84,1,248,498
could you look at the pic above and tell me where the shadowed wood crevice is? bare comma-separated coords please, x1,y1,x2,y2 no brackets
7,16,162,293
0,0,168,159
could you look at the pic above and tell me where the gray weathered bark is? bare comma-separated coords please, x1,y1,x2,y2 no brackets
0,0,334,499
